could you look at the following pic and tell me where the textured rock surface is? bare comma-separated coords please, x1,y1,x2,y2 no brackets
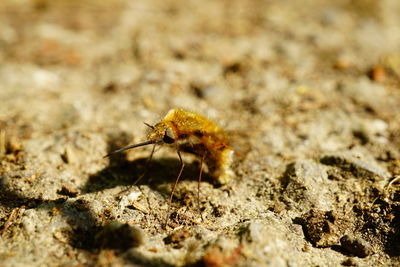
1,0,400,266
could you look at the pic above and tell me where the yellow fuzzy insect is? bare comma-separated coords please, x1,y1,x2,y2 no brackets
105,108,234,224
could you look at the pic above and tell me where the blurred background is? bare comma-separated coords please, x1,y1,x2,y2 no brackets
1,0,400,266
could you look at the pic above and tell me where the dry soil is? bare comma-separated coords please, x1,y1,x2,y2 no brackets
1,0,400,266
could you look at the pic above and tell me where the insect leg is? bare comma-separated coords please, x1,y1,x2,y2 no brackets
165,150,185,226
198,154,205,221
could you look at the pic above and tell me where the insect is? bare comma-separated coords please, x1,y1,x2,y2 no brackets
105,108,234,224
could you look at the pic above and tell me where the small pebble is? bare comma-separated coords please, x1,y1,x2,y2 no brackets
62,146,77,164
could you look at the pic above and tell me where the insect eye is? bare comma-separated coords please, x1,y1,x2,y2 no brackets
163,128,175,144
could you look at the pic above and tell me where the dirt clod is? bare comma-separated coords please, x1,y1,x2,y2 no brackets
297,210,350,248
340,235,374,258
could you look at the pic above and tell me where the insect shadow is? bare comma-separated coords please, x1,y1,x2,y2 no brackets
0,143,209,265
82,144,213,195
0,187,191,266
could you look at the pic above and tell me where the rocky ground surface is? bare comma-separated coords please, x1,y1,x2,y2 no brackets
1,0,400,266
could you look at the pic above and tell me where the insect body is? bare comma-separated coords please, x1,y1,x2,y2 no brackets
106,108,234,223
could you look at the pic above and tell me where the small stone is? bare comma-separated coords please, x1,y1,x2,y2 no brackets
246,222,264,243
118,189,142,210
363,119,388,137
127,191,142,202
61,146,77,164
368,65,385,82
281,160,334,211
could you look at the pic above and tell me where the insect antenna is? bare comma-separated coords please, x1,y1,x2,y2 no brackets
104,140,155,158
143,122,155,129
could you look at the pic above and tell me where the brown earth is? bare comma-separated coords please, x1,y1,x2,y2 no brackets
1,0,400,266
